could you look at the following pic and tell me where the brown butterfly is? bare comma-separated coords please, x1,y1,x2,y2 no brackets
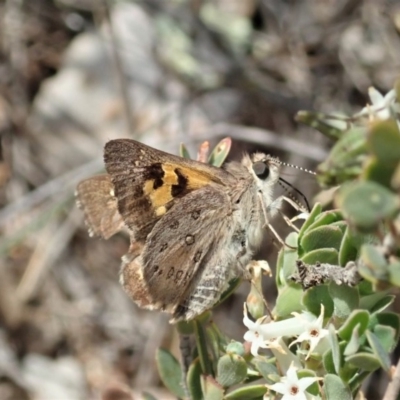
77,139,289,322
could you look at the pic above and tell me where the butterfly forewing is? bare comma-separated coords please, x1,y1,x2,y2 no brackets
103,139,233,240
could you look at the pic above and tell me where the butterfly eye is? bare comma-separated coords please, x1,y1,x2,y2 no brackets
252,161,270,179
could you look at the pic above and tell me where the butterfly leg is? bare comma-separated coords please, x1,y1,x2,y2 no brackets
257,192,287,247
271,195,309,232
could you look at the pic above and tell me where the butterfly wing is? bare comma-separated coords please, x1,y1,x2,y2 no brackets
120,183,246,321
76,174,124,239
103,139,234,241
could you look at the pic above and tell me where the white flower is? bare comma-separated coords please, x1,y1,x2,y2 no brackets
265,363,320,400
290,305,329,359
243,304,329,358
357,87,400,120
243,304,269,356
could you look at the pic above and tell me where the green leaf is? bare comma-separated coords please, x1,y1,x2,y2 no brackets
343,325,361,356
277,233,299,286
372,312,400,338
179,142,192,159
373,325,396,353
253,358,278,384
339,226,358,266
366,330,391,371
295,111,348,140
216,354,247,388
359,244,388,283
142,392,158,400
328,283,359,320
368,119,400,166
388,260,400,286
300,225,343,253
324,374,352,400
328,324,341,374
317,127,367,187
359,292,393,312
305,210,344,233
156,348,186,399
224,384,267,399
338,310,369,341
363,157,396,188
208,137,232,167
323,342,346,374
194,320,213,376
303,286,334,318
346,352,381,371
187,358,202,400
337,181,400,232
298,203,322,241
273,285,303,318
201,375,224,400
301,248,339,265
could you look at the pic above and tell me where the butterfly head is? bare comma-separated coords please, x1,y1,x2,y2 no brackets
243,152,281,191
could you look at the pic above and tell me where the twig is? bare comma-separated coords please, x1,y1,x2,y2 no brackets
101,0,135,135
382,358,400,400
291,260,362,289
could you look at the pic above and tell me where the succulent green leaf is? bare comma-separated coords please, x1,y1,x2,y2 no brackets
273,285,303,318
373,325,396,353
187,358,202,400
156,348,186,399
142,392,158,400
208,137,232,167
360,292,393,313
328,283,359,320
323,341,346,374
346,352,381,371
194,320,213,375
366,330,391,371
201,375,224,400
359,244,388,283
300,225,343,253
388,260,400,286
368,120,400,166
295,111,347,140
303,286,334,318
337,181,400,232
298,203,322,240
298,370,320,396
176,320,195,335
301,248,339,265
343,324,361,356
372,312,400,339
328,324,341,374
317,127,367,187
179,143,192,159
324,374,352,400
224,384,267,399
338,310,369,341
339,226,358,266
216,354,247,388
305,210,344,233
253,358,278,384
363,157,396,188
277,233,298,287
226,341,245,356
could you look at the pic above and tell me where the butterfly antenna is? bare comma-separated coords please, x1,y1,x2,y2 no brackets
279,161,317,176
278,177,311,212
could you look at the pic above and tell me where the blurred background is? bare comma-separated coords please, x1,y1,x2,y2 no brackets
1,1,400,399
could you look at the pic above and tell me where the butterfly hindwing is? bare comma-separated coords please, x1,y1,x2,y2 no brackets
75,174,124,239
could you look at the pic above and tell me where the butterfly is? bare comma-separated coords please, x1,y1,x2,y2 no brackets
76,139,296,322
